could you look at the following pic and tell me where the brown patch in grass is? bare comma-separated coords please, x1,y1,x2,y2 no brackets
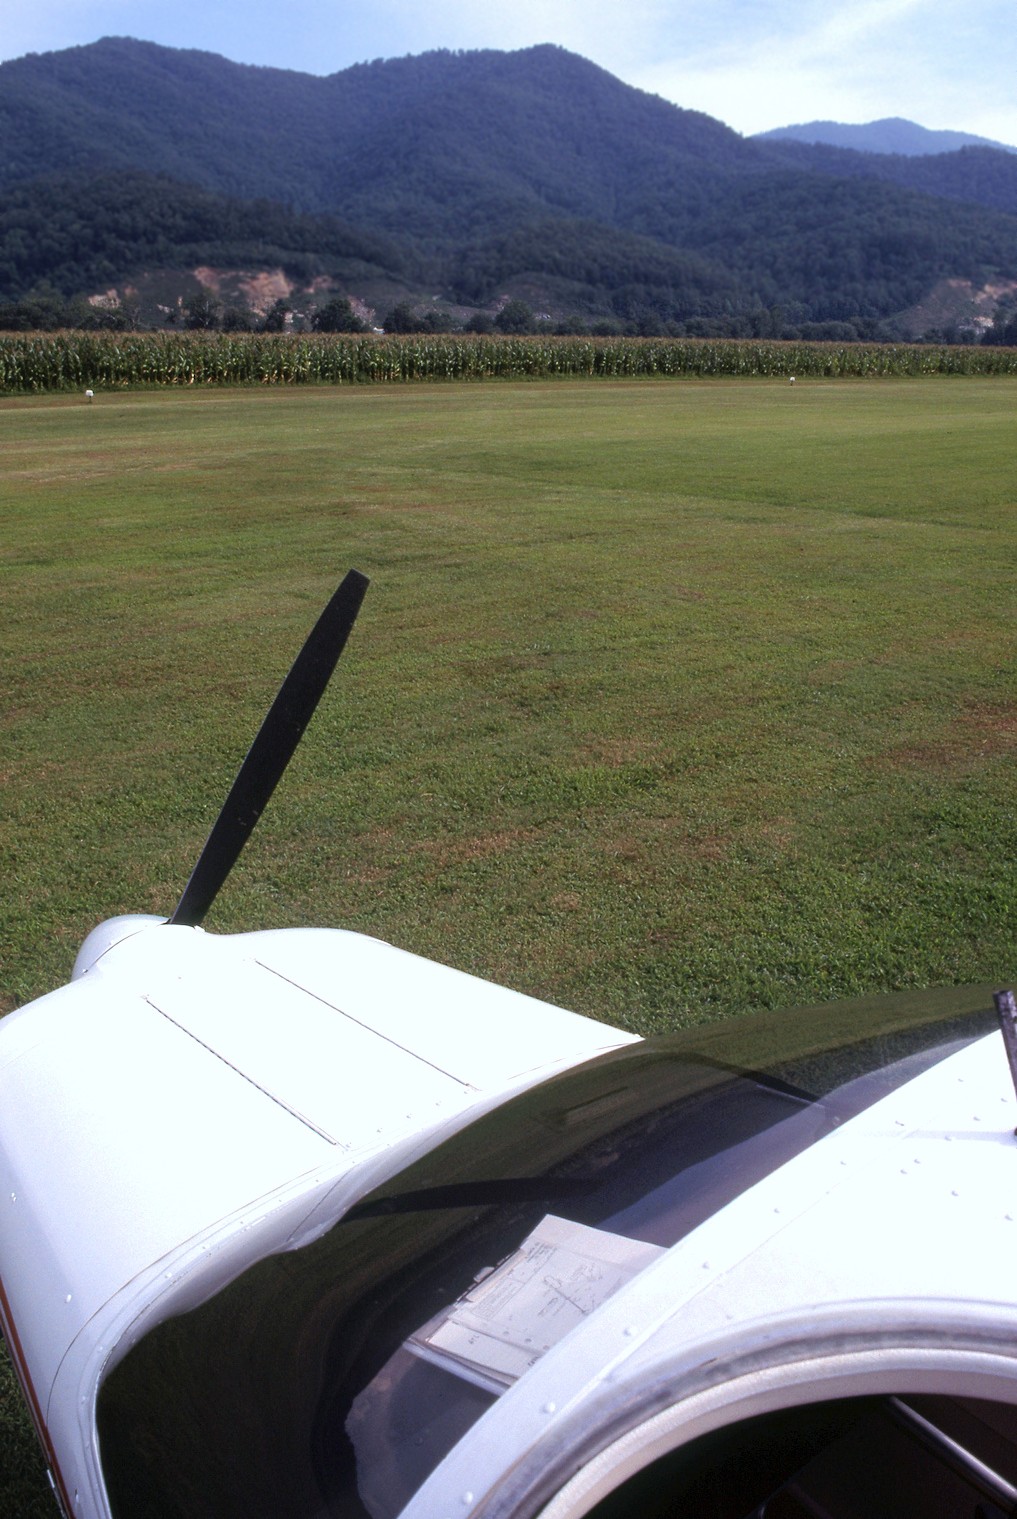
335,826,403,884
607,836,645,864
413,826,543,867
341,494,443,515
689,831,737,862
343,863,394,886
874,701,1017,773
671,584,706,602
607,807,797,869
959,702,1017,751
607,821,735,867
877,739,960,770
580,736,667,767
551,891,583,911
806,659,858,684
756,816,798,851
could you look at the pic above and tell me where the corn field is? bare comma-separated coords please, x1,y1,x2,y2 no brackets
3,331,1017,393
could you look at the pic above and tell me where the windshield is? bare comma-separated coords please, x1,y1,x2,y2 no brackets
96,984,997,1519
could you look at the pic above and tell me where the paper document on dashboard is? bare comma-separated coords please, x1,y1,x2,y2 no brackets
406,1213,664,1392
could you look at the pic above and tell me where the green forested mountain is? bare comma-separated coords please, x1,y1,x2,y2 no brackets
758,138,1017,219
3,37,1017,335
0,40,753,225
0,171,404,300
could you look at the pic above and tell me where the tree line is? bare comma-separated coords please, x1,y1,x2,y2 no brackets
6,40,1017,342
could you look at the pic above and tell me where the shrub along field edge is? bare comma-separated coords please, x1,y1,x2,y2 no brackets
3,331,1017,392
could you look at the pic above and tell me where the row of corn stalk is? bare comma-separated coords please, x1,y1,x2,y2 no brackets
3,332,1017,393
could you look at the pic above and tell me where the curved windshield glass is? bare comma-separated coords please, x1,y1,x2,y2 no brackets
96,984,997,1519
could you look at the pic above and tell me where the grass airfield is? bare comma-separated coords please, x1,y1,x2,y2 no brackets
2,374,1017,1509
4,376,1015,1023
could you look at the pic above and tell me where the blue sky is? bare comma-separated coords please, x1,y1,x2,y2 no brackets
3,0,1016,143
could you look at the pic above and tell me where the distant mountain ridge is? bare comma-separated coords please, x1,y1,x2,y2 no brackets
4,38,1017,340
755,118,1017,157
0,38,753,219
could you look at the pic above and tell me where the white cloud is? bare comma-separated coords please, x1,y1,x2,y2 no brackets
623,0,1017,138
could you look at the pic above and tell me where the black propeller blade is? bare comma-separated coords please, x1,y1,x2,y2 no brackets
169,569,370,928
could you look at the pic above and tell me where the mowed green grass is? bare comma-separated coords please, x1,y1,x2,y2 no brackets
3,377,1016,1025
1,375,1016,1511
